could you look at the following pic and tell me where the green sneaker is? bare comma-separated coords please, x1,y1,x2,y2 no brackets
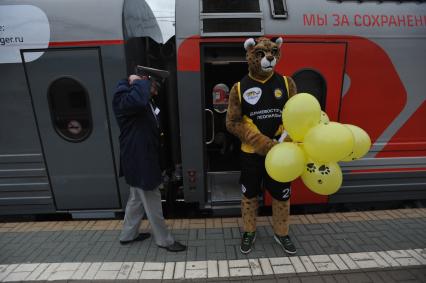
240,232,256,254
274,234,297,255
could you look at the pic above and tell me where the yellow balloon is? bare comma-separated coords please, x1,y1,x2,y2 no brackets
341,124,371,161
265,142,306,182
304,122,354,163
320,111,330,124
301,160,342,195
282,93,321,142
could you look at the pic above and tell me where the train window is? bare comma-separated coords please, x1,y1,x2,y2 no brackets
292,69,327,110
269,0,288,18
200,0,263,36
203,18,262,33
201,0,260,13
48,77,93,142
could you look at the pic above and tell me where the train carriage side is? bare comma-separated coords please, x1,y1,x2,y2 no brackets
175,0,426,209
1,0,425,216
0,0,176,216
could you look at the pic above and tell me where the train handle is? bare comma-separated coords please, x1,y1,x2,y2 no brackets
205,109,215,144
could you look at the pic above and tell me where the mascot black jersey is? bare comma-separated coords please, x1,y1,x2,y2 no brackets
238,73,289,153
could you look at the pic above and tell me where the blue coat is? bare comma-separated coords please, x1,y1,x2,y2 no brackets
113,79,162,191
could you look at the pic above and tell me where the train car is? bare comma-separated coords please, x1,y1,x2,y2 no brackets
0,0,179,217
175,0,426,209
0,0,425,217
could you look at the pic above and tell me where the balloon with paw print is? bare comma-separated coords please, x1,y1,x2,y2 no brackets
264,92,371,196
301,160,343,195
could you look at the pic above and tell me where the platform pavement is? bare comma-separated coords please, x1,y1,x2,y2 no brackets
0,208,425,282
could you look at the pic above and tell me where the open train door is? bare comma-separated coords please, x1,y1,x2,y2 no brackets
21,48,121,211
202,43,253,209
269,41,348,205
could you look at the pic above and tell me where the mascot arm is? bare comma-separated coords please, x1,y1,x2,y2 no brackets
226,83,277,156
287,76,298,98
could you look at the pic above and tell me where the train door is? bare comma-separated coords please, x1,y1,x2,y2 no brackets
202,43,247,207
273,41,347,205
22,48,121,210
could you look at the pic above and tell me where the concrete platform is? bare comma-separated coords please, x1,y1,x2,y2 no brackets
0,208,425,282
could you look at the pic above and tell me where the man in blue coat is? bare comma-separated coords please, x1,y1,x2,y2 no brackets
113,74,186,252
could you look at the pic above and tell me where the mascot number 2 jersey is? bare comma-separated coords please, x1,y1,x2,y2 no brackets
239,73,289,142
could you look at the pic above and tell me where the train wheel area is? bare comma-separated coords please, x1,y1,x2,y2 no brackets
0,208,425,282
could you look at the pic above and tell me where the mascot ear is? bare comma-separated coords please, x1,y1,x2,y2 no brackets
244,38,256,51
275,37,283,48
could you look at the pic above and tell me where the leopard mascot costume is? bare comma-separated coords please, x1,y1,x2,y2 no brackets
226,37,297,254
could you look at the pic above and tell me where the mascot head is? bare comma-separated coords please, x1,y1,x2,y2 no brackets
244,37,283,80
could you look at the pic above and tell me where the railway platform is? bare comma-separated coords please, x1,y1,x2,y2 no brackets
0,208,425,282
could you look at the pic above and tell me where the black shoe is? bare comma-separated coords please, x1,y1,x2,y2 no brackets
159,241,187,252
240,232,256,254
120,233,151,245
274,234,297,255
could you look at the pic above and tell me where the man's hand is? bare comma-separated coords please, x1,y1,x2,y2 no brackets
128,74,146,85
150,80,159,97
129,74,159,97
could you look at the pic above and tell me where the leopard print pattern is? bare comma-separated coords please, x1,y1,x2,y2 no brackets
241,195,258,232
246,37,282,80
272,198,290,236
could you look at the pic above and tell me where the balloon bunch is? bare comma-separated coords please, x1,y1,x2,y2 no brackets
265,93,371,195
